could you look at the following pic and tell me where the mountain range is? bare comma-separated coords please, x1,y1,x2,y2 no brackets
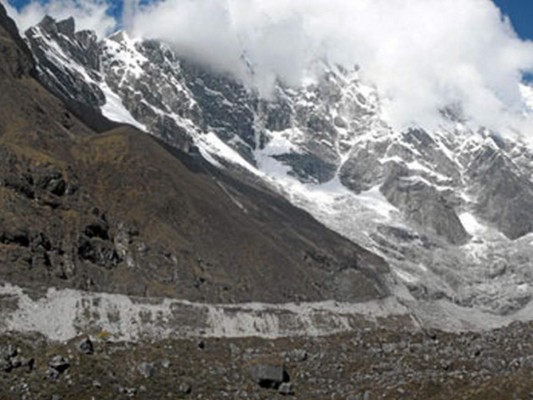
1,5,533,399
17,14,533,321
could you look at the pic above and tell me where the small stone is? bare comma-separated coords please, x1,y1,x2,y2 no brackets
347,395,361,400
48,356,70,374
77,337,94,355
137,362,155,379
9,357,22,369
0,358,12,373
285,349,307,363
22,358,35,372
179,382,192,395
119,387,137,397
351,392,370,400
45,368,60,380
440,360,453,371
278,382,294,396
1,345,17,360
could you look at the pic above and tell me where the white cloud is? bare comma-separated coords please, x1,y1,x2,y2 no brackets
3,0,533,134
2,0,116,38
123,0,140,30
130,0,533,133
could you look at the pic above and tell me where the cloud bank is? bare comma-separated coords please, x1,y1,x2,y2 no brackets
2,0,116,38
4,0,533,133
129,0,533,133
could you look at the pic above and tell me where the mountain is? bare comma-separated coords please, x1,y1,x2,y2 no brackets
21,15,533,319
1,7,533,400
0,4,391,306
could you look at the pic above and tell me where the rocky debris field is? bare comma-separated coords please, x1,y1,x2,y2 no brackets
0,321,532,400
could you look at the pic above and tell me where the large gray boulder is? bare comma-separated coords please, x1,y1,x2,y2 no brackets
249,362,289,389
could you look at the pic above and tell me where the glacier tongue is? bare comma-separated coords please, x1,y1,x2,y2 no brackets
23,17,533,321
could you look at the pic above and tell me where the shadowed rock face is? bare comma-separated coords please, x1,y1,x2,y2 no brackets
380,163,469,246
0,6,35,79
0,3,389,304
468,146,533,240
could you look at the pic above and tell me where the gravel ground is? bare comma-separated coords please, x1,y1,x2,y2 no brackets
1,320,532,399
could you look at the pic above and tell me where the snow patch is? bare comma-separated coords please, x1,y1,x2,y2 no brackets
459,212,488,236
394,269,419,284
196,132,258,174
100,83,146,130
518,283,529,293
261,129,302,156
353,185,398,220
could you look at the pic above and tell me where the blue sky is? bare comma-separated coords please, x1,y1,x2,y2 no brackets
492,0,533,40
6,0,152,26
7,0,124,17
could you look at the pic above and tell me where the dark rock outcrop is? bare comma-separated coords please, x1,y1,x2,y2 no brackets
468,146,533,240
381,171,469,245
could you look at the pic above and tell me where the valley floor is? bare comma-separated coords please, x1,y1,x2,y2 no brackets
1,320,532,400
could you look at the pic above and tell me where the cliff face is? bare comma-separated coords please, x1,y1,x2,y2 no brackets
0,3,389,304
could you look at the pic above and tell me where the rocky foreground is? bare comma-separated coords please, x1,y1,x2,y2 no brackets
1,320,532,400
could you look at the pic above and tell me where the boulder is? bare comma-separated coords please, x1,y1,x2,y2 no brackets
249,362,289,389
48,355,70,374
278,382,294,396
137,362,155,379
77,337,94,355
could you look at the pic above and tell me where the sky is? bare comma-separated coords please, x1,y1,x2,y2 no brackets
3,0,533,135
5,0,533,40
493,0,533,40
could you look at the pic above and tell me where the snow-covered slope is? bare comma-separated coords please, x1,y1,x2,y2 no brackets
23,16,533,320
